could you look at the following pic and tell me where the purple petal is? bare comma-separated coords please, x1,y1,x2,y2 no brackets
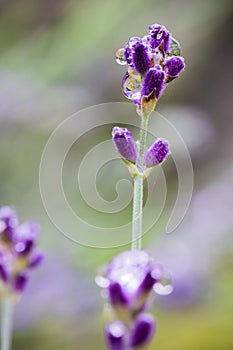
13,221,40,254
139,272,157,294
13,273,29,293
123,37,141,66
148,24,170,53
165,56,185,77
144,139,170,167
28,251,44,268
0,206,18,228
112,127,138,163
0,206,18,242
129,313,156,348
105,250,156,304
105,322,125,350
108,282,128,307
0,263,8,283
141,66,165,99
132,42,150,76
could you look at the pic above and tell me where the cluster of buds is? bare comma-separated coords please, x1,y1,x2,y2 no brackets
0,206,43,299
112,126,170,177
96,250,172,349
116,23,185,115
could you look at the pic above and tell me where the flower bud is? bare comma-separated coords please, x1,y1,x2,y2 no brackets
132,42,150,76
165,56,185,77
105,322,125,350
14,221,40,255
0,206,18,243
108,282,128,307
28,251,44,268
141,66,165,99
130,313,156,348
13,273,29,293
112,127,138,163
0,263,8,283
144,139,170,167
148,24,170,53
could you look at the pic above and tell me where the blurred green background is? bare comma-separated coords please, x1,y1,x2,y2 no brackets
0,0,233,349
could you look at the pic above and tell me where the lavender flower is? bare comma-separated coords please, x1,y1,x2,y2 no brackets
148,23,170,53
130,313,156,348
105,322,125,350
0,205,43,298
104,250,159,308
141,65,165,99
112,127,138,163
97,250,168,349
0,261,8,283
13,273,29,293
144,139,170,167
101,20,185,350
165,56,185,77
117,23,185,111
132,42,150,76
0,206,18,244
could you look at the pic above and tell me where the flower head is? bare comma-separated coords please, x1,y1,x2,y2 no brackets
116,23,185,113
0,205,43,299
97,250,166,350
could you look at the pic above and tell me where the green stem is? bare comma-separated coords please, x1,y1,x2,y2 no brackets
1,298,14,350
131,114,149,250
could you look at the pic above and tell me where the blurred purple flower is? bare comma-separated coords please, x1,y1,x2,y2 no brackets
0,206,43,297
130,313,156,348
97,250,168,350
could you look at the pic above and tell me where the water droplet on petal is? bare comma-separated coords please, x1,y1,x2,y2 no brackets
153,272,173,296
122,71,142,102
95,275,110,288
115,48,127,65
167,37,182,57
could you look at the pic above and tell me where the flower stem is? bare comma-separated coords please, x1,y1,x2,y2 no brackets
131,113,149,250
1,298,14,350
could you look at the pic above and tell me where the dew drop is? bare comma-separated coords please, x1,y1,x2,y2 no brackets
153,273,173,296
95,275,110,288
115,48,127,65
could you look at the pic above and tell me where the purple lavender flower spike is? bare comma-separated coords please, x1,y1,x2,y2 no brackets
130,313,156,348
144,139,170,168
112,127,138,163
27,251,44,268
14,221,40,255
132,42,150,76
105,322,125,350
0,206,18,242
13,273,29,293
165,56,185,77
141,65,165,99
109,282,128,307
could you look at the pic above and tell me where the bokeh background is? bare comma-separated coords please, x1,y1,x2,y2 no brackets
0,0,233,349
